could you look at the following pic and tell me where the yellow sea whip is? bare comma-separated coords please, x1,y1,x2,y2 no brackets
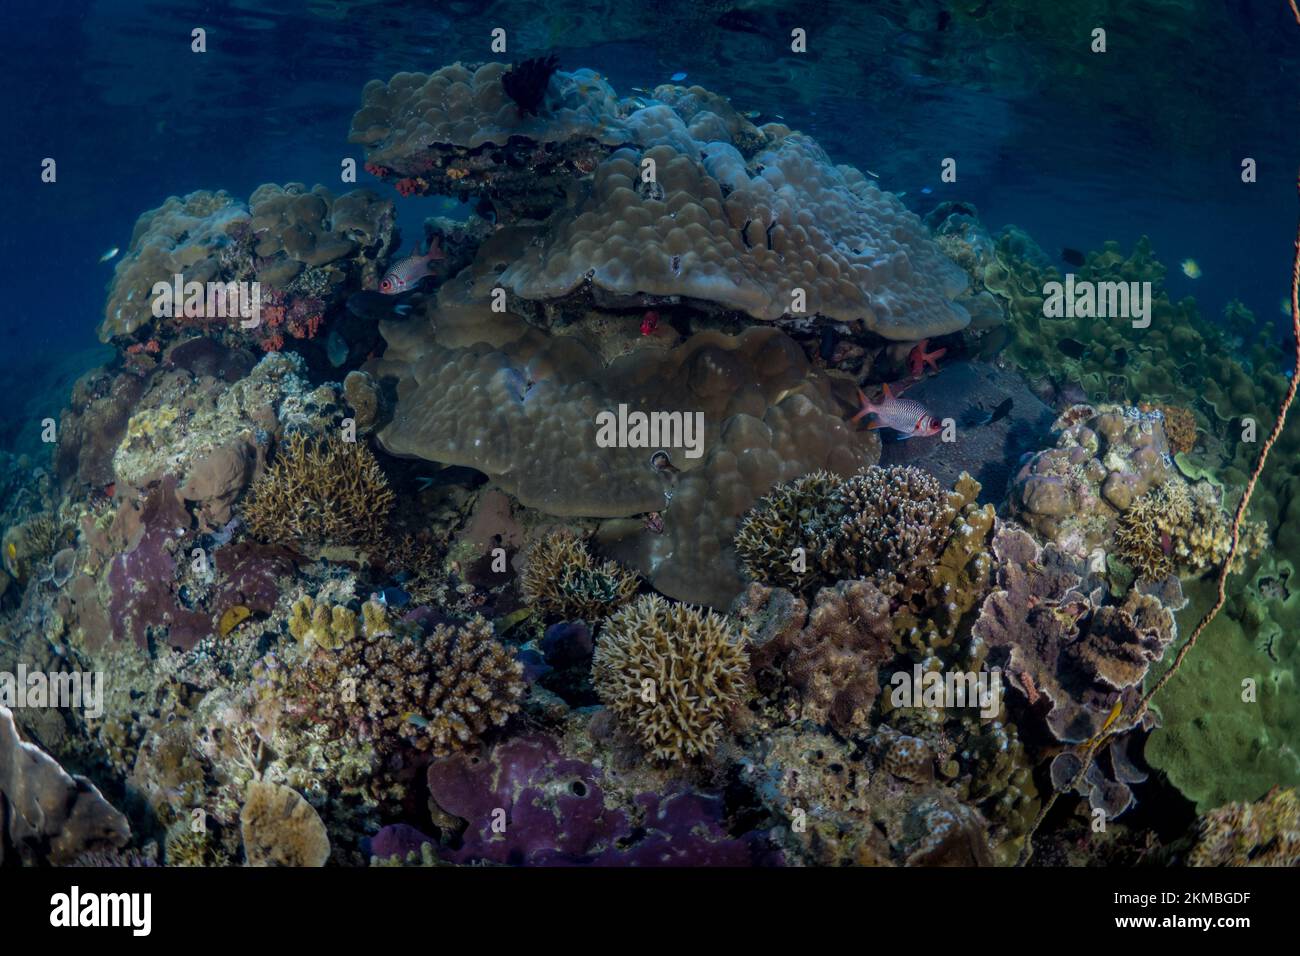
1017,111,1300,865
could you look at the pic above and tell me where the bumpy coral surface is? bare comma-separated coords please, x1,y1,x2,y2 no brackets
502,137,969,338
1187,787,1299,867
593,594,749,762
736,578,893,733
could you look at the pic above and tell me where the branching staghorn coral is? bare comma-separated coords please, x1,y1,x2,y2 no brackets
593,594,749,762
241,434,395,550
520,530,639,621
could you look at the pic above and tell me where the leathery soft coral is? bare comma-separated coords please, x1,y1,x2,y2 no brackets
241,434,395,551
593,594,750,763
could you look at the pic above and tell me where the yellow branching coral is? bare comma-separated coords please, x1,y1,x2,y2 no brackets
1115,479,1267,580
593,594,750,763
521,530,639,621
242,434,395,549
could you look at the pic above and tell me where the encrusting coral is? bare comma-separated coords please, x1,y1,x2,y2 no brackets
736,578,893,734
242,433,395,550
593,594,750,762
520,530,639,621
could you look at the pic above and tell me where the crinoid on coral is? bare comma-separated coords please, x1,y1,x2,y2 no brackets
734,470,846,591
520,530,639,621
256,599,524,759
1114,478,1267,581
592,594,749,762
1186,787,1299,867
735,579,893,733
502,54,560,115
241,433,395,551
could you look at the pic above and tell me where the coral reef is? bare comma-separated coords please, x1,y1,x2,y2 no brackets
256,600,524,758
736,579,893,733
592,594,749,762
1114,479,1267,581
426,732,777,865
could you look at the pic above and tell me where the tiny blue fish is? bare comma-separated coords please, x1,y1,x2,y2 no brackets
920,186,933,195
670,71,688,81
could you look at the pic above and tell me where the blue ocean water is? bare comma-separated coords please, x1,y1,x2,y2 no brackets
3,0,1296,371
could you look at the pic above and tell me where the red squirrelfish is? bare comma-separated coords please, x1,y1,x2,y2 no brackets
379,237,444,295
850,383,942,439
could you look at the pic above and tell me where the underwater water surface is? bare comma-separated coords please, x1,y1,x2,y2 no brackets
1,0,1298,879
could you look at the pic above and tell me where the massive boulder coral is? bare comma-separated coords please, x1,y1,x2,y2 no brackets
592,594,749,762
500,137,969,339
1,706,130,865
99,183,395,346
1011,403,1176,555
368,293,878,608
349,62,628,216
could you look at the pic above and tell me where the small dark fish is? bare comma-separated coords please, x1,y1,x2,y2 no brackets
347,290,413,322
960,404,993,428
937,10,952,31
1114,347,1129,367
378,586,411,609
1059,337,1087,359
1061,247,1086,267
988,397,1014,424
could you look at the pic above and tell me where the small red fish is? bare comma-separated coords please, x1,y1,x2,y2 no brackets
641,309,660,336
907,339,947,377
850,383,942,439
379,237,444,295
